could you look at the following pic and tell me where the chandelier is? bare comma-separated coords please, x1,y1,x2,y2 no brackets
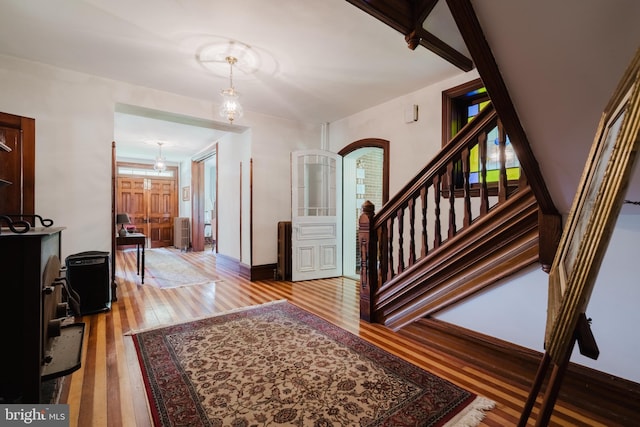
219,56,243,124
153,142,167,173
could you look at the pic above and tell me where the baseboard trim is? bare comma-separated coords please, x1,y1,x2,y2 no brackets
251,263,276,280
214,254,239,272
400,317,640,425
215,255,275,281
239,263,276,280
238,263,251,279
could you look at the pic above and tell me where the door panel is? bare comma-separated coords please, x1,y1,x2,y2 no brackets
319,244,338,270
0,127,24,214
147,179,175,248
291,150,342,281
116,168,177,248
0,114,35,217
117,177,146,232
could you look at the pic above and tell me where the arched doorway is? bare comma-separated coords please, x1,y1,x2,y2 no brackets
339,139,389,279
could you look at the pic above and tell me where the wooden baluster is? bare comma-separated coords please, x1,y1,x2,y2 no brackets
447,161,456,239
433,175,442,249
377,225,387,288
387,216,395,281
478,131,489,215
462,146,472,227
408,197,416,267
420,186,428,258
397,208,405,274
498,120,508,202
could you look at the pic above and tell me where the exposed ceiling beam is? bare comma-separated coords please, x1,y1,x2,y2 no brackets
345,0,473,71
446,0,557,215
415,0,439,24
407,27,472,70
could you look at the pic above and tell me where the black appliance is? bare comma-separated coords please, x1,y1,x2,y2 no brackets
65,251,111,315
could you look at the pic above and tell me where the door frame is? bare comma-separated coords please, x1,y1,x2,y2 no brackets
114,161,179,248
337,138,389,203
190,144,218,252
338,138,389,279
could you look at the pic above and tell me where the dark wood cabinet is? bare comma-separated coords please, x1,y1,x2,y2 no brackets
0,228,84,403
0,112,35,216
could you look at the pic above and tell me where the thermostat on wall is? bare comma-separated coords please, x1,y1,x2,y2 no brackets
404,104,418,123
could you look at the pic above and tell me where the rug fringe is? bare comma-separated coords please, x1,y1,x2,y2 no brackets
443,396,496,427
124,300,288,335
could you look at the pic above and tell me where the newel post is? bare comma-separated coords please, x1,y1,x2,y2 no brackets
359,200,377,322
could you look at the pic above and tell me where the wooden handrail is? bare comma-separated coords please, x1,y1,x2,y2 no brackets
359,102,537,324
374,103,497,227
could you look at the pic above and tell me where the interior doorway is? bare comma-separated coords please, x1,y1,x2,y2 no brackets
204,153,217,251
190,146,217,252
116,162,178,248
339,139,389,280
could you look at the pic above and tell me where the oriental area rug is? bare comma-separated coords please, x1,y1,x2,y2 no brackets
143,248,219,288
131,301,495,426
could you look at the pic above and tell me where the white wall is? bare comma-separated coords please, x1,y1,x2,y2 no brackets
179,160,191,218
438,213,640,382
0,55,120,257
248,114,321,265
329,70,479,197
579,214,640,381
215,131,250,261
0,54,316,266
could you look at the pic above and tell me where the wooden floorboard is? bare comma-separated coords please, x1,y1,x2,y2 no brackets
57,248,621,426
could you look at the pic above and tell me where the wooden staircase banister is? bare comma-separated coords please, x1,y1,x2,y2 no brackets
374,102,497,227
359,100,543,326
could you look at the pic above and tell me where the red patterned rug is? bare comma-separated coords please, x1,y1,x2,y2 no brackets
131,301,494,426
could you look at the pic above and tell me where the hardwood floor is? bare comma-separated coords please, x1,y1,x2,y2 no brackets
58,248,615,426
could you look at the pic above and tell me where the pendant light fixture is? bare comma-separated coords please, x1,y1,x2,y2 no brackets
219,56,243,124
153,142,167,173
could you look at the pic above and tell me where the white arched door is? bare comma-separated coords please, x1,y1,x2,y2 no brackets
291,150,342,281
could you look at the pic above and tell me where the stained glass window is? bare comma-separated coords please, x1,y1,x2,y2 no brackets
445,81,520,184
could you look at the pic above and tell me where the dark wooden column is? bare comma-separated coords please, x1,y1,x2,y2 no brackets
358,201,376,322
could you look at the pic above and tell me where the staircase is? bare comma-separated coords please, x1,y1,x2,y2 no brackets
359,102,550,329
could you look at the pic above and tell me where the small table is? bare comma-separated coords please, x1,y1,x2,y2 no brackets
116,233,146,284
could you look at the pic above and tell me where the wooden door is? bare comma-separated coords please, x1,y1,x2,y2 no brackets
0,113,35,217
147,178,176,248
0,126,24,214
191,160,205,251
117,170,177,248
117,176,146,232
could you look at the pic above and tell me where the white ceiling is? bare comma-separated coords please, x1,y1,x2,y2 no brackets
0,0,639,214
0,0,467,163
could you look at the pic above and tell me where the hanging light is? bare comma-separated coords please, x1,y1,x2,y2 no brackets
154,142,167,173
219,56,243,124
